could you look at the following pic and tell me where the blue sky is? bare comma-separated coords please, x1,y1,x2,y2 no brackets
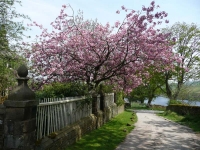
16,0,200,42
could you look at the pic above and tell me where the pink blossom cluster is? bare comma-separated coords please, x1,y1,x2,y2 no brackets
24,1,180,92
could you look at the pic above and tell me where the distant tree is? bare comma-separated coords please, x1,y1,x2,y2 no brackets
0,0,30,97
162,22,200,100
177,82,200,101
0,0,30,51
129,67,165,105
129,85,147,104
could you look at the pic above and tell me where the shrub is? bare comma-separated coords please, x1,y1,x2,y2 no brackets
97,84,114,94
115,91,125,106
36,82,89,99
168,99,183,105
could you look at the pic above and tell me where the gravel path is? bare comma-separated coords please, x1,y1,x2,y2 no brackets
116,110,200,150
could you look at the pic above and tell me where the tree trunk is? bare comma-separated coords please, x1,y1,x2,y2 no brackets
140,99,145,104
147,97,153,107
173,80,183,100
165,72,173,99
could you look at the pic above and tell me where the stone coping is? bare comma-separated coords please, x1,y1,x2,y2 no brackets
4,100,39,107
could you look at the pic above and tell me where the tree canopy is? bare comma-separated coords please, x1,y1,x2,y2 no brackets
0,0,30,51
129,66,165,105
0,0,29,97
25,1,180,93
162,22,200,100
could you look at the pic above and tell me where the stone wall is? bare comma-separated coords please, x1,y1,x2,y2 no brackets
112,104,118,117
35,104,124,150
0,65,125,150
1,65,38,150
0,104,5,150
36,114,97,150
117,105,125,114
104,106,112,122
96,110,104,128
167,104,200,116
104,103,121,122
0,69,125,150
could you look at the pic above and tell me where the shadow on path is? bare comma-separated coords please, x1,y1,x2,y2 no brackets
116,110,200,150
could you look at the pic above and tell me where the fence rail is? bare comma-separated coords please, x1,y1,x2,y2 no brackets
36,97,92,140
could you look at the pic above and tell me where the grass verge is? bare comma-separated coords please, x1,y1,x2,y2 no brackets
66,110,137,150
157,110,200,133
130,102,166,111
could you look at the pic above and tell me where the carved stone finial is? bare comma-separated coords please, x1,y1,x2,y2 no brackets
6,64,35,101
17,64,28,77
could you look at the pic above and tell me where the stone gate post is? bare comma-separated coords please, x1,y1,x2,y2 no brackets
3,65,38,150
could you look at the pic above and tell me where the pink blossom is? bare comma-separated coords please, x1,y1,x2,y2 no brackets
142,6,146,11
121,5,125,10
62,5,66,8
151,1,155,6
25,2,180,92
165,20,169,23
184,67,189,72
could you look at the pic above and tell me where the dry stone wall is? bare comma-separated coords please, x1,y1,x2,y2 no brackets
167,105,200,116
35,104,124,150
36,114,97,150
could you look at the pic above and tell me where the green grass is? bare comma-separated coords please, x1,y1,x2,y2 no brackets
130,102,166,111
66,110,137,150
158,110,200,133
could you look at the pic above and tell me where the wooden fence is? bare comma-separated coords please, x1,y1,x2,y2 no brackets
36,96,92,140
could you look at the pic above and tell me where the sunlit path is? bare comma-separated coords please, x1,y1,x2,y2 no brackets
116,110,200,150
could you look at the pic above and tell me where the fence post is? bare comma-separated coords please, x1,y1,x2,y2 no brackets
3,65,38,150
92,95,98,116
99,88,105,112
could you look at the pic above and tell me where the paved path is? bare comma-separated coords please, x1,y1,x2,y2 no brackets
116,110,200,150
